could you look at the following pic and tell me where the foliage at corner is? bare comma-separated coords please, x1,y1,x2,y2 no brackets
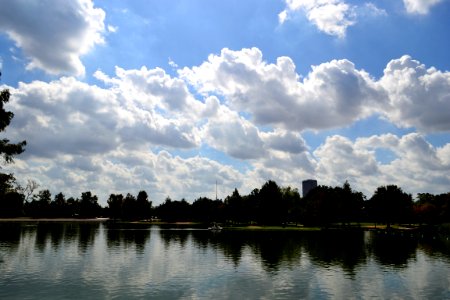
0,84,27,217
0,89,26,164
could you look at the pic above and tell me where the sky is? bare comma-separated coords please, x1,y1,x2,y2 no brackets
0,0,449,205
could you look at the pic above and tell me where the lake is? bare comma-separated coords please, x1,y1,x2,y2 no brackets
1,222,450,299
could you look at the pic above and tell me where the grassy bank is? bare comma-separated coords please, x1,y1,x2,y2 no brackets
0,217,109,222
2,218,448,237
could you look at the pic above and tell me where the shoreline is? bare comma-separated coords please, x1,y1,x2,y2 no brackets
0,217,109,222
1,218,448,236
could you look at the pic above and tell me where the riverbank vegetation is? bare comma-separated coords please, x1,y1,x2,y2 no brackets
1,176,450,230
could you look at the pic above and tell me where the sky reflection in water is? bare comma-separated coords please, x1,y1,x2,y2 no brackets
1,222,450,299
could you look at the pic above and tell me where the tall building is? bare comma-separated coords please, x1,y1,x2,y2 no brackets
302,179,317,197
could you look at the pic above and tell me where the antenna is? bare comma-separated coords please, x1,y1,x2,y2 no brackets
215,180,218,201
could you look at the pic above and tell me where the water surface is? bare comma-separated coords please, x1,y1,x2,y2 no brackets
1,222,449,299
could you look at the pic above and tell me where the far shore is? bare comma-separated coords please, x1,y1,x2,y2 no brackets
1,218,448,236
0,217,109,222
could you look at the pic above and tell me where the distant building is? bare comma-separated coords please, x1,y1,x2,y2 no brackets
302,179,317,197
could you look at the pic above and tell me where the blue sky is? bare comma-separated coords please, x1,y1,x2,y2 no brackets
1,0,449,205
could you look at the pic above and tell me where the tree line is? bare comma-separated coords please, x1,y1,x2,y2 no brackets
1,81,449,226
1,176,450,227
153,180,450,227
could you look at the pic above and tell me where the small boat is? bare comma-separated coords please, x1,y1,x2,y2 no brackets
208,223,222,231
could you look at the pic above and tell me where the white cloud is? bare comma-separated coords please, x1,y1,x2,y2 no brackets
403,0,444,14
0,0,105,76
358,3,388,17
9,77,121,157
168,58,179,69
95,66,204,117
261,130,308,154
437,144,450,166
314,133,450,196
107,25,118,33
314,135,380,185
251,149,317,186
379,55,450,132
181,48,450,133
3,48,450,203
202,106,266,160
9,73,203,156
3,74,244,203
279,0,356,38
180,47,382,131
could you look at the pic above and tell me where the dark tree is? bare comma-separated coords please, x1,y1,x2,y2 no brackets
225,188,244,223
136,190,152,220
0,173,24,217
0,80,26,217
107,193,124,219
281,186,301,224
242,188,260,223
192,197,224,223
335,181,365,225
155,197,192,222
27,189,52,217
258,180,284,225
37,189,52,204
415,192,450,224
52,192,68,217
66,197,79,216
368,185,413,228
301,185,338,226
79,191,101,218
436,193,450,222
0,88,26,164
122,193,137,220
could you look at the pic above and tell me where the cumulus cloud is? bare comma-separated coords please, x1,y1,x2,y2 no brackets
314,135,380,184
0,0,105,76
379,55,450,132
3,74,244,202
3,47,450,203
180,47,381,131
202,107,266,160
261,130,308,154
9,77,121,157
202,104,310,160
279,0,356,38
7,73,202,163
181,48,450,133
403,0,444,14
314,133,450,196
95,66,204,116
8,147,246,204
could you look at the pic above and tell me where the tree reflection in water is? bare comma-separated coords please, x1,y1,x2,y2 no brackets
189,229,364,273
2,223,449,271
0,222,26,249
159,228,190,249
163,228,450,275
419,238,450,263
1,223,450,299
369,231,418,268
77,223,100,253
302,230,367,277
105,223,151,254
